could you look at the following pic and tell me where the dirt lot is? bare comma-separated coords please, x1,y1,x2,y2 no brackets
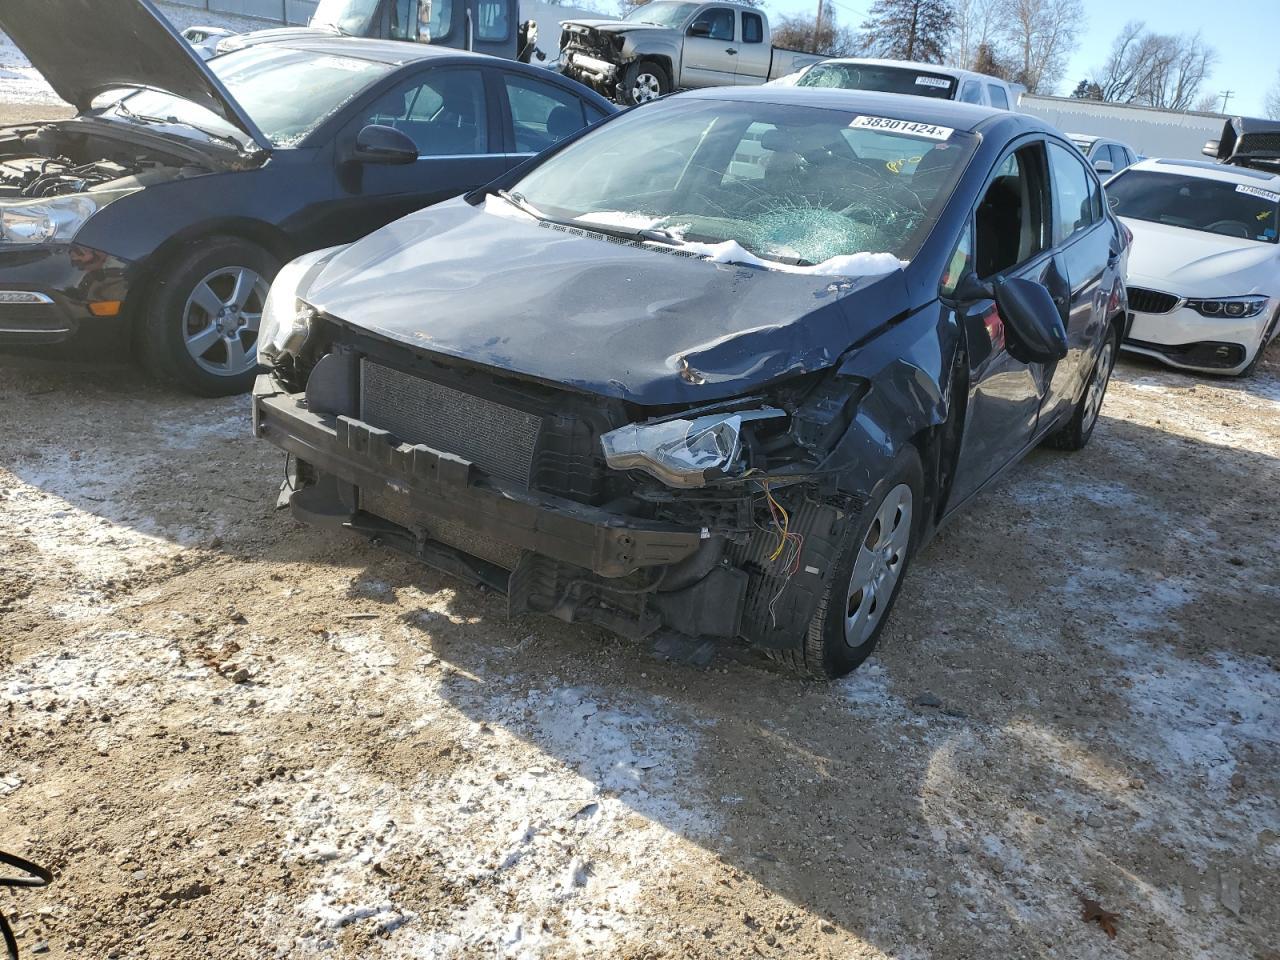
1,89,1279,960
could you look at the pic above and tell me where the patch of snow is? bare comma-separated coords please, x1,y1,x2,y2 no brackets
653,238,907,278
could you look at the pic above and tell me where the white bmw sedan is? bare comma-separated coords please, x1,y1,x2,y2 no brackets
1106,158,1280,376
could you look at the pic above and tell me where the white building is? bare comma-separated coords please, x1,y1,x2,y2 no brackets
1019,94,1228,162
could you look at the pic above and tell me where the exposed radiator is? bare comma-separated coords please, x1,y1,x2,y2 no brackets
359,360,542,486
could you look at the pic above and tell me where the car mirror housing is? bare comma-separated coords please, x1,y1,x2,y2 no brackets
1093,158,1114,174
687,21,712,37
992,276,1069,364
352,124,418,165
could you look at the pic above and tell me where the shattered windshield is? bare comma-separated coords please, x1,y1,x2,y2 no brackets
797,63,957,99
113,46,392,148
623,2,699,27
507,98,975,270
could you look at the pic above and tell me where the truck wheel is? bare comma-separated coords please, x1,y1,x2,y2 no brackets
138,236,280,397
773,446,923,680
621,61,669,105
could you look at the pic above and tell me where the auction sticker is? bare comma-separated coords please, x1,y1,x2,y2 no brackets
915,76,951,88
1236,183,1280,203
850,115,953,140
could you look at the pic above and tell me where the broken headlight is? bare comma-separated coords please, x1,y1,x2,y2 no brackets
600,408,786,488
258,248,339,360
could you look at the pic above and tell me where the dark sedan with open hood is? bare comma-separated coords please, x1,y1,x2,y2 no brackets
0,0,611,395
253,88,1129,677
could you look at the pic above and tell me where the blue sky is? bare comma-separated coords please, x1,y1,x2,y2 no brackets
762,0,1276,115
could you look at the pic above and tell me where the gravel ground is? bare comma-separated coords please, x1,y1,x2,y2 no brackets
1,87,1279,960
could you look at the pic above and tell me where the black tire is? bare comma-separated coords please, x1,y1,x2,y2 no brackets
1046,323,1120,451
138,236,280,397
1239,307,1280,378
773,445,924,680
620,60,670,106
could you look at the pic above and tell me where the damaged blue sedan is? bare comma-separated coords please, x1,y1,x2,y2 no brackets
252,88,1129,678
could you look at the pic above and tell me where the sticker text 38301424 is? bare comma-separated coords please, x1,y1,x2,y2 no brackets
849,116,954,141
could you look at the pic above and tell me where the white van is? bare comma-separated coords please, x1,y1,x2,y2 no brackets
772,58,1023,111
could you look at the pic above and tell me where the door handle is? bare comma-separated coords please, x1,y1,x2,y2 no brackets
726,48,737,54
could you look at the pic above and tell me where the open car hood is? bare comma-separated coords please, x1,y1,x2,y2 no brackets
301,198,908,406
0,0,270,152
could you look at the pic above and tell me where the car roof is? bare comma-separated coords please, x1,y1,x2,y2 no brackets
811,57,1008,86
265,36,488,65
676,86,1026,132
1128,157,1280,186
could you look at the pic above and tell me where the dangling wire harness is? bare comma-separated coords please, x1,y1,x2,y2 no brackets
1,850,52,960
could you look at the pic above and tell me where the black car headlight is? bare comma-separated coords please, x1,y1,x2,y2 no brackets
600,408,786,488
1185,296,1269,319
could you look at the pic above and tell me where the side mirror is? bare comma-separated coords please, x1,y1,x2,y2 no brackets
687,20,712,37
1093,158,1114,174
351,124,418,165
992,276,1068,364
1202,138,1221,158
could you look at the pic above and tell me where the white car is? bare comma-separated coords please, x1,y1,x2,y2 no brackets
1105,157,1280,375
1069,134,1138,176
770,59,1022,110
180,26,235,60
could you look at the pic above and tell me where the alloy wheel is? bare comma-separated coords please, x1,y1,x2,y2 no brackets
630,73,662,103
182,265,268,377
844,483,913,648
1082,339,1115,431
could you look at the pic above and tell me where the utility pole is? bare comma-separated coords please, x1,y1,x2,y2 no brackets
1219,90,1234,113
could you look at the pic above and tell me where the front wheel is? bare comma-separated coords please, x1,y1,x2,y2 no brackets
775,446,923,679
620,61,669,105
1046,325,1118,451
138,236,280,397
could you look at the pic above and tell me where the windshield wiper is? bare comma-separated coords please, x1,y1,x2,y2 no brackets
495,188,547,220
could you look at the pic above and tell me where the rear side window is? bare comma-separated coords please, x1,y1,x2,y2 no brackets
987,84,1010,109
504,73,587,153
1048,141,1098,239
959,80,983,104
742,12,764,43
389,0,418,40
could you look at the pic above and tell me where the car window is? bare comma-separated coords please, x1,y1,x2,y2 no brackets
389,0,418,40
975,145,1050,278
797,63,957,99
1107,144,1128,171
959,81,983,104
1106,169,1280,243
690,8,734,41
941,224,974,296
510,98,979,267
742,12,764,43
504,73,587,153
363,68,489,156
987,84,1009,109
1048,141,1097,241
476,0,510,40
422,0,450,40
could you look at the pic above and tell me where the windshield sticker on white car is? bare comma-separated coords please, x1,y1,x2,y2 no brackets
849,116,954,140
1236,183,1280,203
915,76,951,89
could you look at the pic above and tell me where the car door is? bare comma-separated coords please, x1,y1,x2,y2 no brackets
945,139,1071,507
496,70,596,166
733,11,770,84
326,65,508,242
1040,140,1114,425
683,7,739,86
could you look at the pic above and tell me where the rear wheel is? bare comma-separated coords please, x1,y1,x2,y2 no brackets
620,61,669,105
138,236,279,397
1046,324,1118,451
774,446,923,679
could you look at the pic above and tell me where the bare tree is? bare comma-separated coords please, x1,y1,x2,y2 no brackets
860,0,954,64
1001,0,1084,94
1091,22,1217,110
774,10,863,57
948,0,1004,70
1266,69,1280,120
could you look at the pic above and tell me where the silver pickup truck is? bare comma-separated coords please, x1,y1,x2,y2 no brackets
560,1,824,105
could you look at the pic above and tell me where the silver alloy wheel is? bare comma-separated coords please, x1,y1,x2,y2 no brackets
1082,338,1115,431
630,72,663,103
844,483,913,648
182,265,268,376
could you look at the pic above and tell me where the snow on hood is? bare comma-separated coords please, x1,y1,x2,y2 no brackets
1123,218,1280,296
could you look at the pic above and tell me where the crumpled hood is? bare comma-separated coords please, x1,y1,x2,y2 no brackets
302,198,908,406
0,0,270,151
1123,218,1279,295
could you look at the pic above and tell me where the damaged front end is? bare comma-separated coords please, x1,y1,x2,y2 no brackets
559,24,628,98
253,310,877,649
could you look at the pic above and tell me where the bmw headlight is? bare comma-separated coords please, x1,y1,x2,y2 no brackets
258,248,341,360
601,408,786,488
1185,295,1269,319
0,195,103,244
